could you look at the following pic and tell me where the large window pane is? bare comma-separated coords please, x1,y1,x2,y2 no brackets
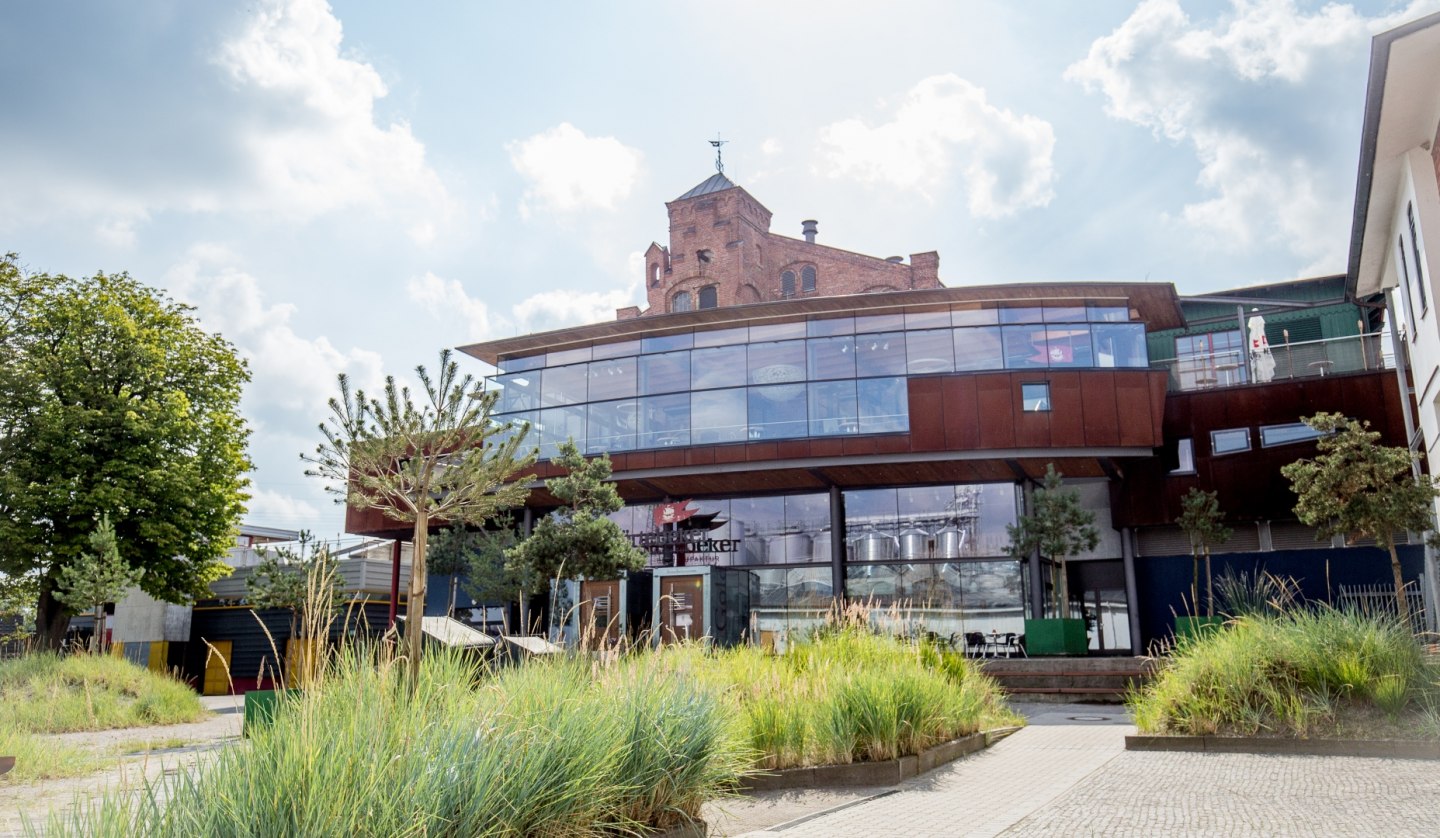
692,345,747,390
748,340,807,385
541,363,588,406
1040,326,1094,368
1043,305,1087,323
855,313,905,332
999,307,1043,324
1093,323,1147,368
748,384,807,439
694,326,747,348
494,371,542,413
858,376,908,433
538,405,586,461
904,309,951,330
591,339,640,360
501,353,545,372
637,393,690,448
784,493,831,564
906,329,955,374
1002,325,1049,369
691,388,747,444
953,326,1004,371
855,332,907,377
807,316,854,337
642,333,693,354
587,357,636,401
845,488,898,552
639,351,691,395
951,305,999,327
750,321,807,341
585,399,636,454
1087,304,1129,323
492,411,536,452
808,380,859,436
807,335,856,380
959,559,1025,637
973,483,1020,556
731,496,785,564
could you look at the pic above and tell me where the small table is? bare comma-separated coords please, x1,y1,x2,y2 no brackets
1214,363,1240,386
1308,360,1334,377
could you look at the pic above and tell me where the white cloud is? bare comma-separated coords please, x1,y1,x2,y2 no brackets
815,74,1056,217
215,0,455,240
1066,0,1440,269
760,137,784,156
246,486,325,530
165,245,385,416
405,272,494,342
507,123,643,217
511,283,641,334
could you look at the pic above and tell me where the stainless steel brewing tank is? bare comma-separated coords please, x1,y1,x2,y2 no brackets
899,525,930,560
811,529,832,562
853,529,898,562
766,532,812,563
934,524,967,558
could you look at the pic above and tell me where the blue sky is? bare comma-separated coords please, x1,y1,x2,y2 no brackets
2,0,1434,534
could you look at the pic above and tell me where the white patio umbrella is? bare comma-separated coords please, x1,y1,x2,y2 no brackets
1248,315,1276,383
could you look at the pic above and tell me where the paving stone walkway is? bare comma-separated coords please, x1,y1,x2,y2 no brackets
709,703,1440,837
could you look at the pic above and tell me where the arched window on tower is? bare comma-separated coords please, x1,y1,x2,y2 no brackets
781,270,796,298
801,265,817,293
650,264,661,287
698,285,718,309
672,290,692,312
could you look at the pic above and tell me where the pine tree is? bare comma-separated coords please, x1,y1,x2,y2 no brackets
1176,488,1232,618
1004,464,1099,619
54,516,142,653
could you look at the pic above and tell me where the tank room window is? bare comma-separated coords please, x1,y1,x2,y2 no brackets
698,285,718,309
781,270,796,298
802,265,817,292
1021,382,1050,412
672,291,692,312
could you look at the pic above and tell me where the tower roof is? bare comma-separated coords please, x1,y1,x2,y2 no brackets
674,172,736,201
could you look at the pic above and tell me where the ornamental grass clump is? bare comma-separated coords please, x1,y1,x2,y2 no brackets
44,645,745,837
0,652,204,733
1130,606,1439,739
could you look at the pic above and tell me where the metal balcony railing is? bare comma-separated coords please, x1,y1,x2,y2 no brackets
1152,333,1392,393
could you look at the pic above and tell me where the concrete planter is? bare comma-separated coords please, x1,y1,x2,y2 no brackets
1126,735,1440,759
739,729,1016,792
1023,618,1087,655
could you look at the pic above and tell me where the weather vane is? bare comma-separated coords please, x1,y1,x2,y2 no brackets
709,133,727,174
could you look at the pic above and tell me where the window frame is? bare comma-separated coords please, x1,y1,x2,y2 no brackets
1021,382,1051,412
1210,427,1252,456
1259,422,1324,448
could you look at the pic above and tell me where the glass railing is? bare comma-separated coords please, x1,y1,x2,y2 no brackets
1152,333,1391,392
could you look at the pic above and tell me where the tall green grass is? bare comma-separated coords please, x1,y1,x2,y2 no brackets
44,645,745,837
0,653,204,733
654,628,1019,769
1131,607,1440,738
0,723,100,783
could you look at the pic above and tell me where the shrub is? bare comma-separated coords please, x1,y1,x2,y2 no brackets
0,653,204,733
1131,607,1438,738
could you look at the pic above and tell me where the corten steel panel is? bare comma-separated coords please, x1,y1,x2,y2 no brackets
746,442,778,461
624,450,655,470
942,376,981,449
976,376,1017,448
1147,374,1169,439
842,436,881,455
807,438,845,457
1114,372,1155,447
1112,371,1406,528
776,439,809,459
907,377,946,451
714,445,748,464
652,448,686,468
686,447,717,466
874,434,911,454
1079,371,1121,446
1047,371,1086,447
1013,377,1052,449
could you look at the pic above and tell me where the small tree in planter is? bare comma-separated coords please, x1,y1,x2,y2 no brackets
1176,488,1231,638
1005,464,1099,654
1281,412,1439,628
54,516,142,654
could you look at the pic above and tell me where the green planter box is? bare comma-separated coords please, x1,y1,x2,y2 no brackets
243,689,301,738
1023,617,1088,655
1174,615,1224,643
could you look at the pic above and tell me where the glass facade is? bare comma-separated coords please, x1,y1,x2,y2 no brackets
607,482,1024,650
491,303,1147,461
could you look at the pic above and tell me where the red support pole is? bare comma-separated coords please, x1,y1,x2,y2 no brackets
388,538,402,629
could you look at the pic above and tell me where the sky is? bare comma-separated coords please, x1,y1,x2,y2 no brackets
2,0,1436,537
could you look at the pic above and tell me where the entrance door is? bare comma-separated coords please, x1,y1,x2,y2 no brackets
658,575,704,645
202,640,233,696
579,580,622,649
1068,560,1132,654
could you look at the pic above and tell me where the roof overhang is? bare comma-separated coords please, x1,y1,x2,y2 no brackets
1347,12,1440,300
459,282,1183,367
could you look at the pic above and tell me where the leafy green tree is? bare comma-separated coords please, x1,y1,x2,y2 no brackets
0,256,251,649
1005,464,1099,619
428,521,522,618
0,570,38,641
1282,412,1439,625
305,349,535,673
246,531,347,640
54,516,143,653
1176,488,1232,618
507,440,645,598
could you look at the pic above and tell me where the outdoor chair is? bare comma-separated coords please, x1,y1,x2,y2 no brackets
964,632,987,657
